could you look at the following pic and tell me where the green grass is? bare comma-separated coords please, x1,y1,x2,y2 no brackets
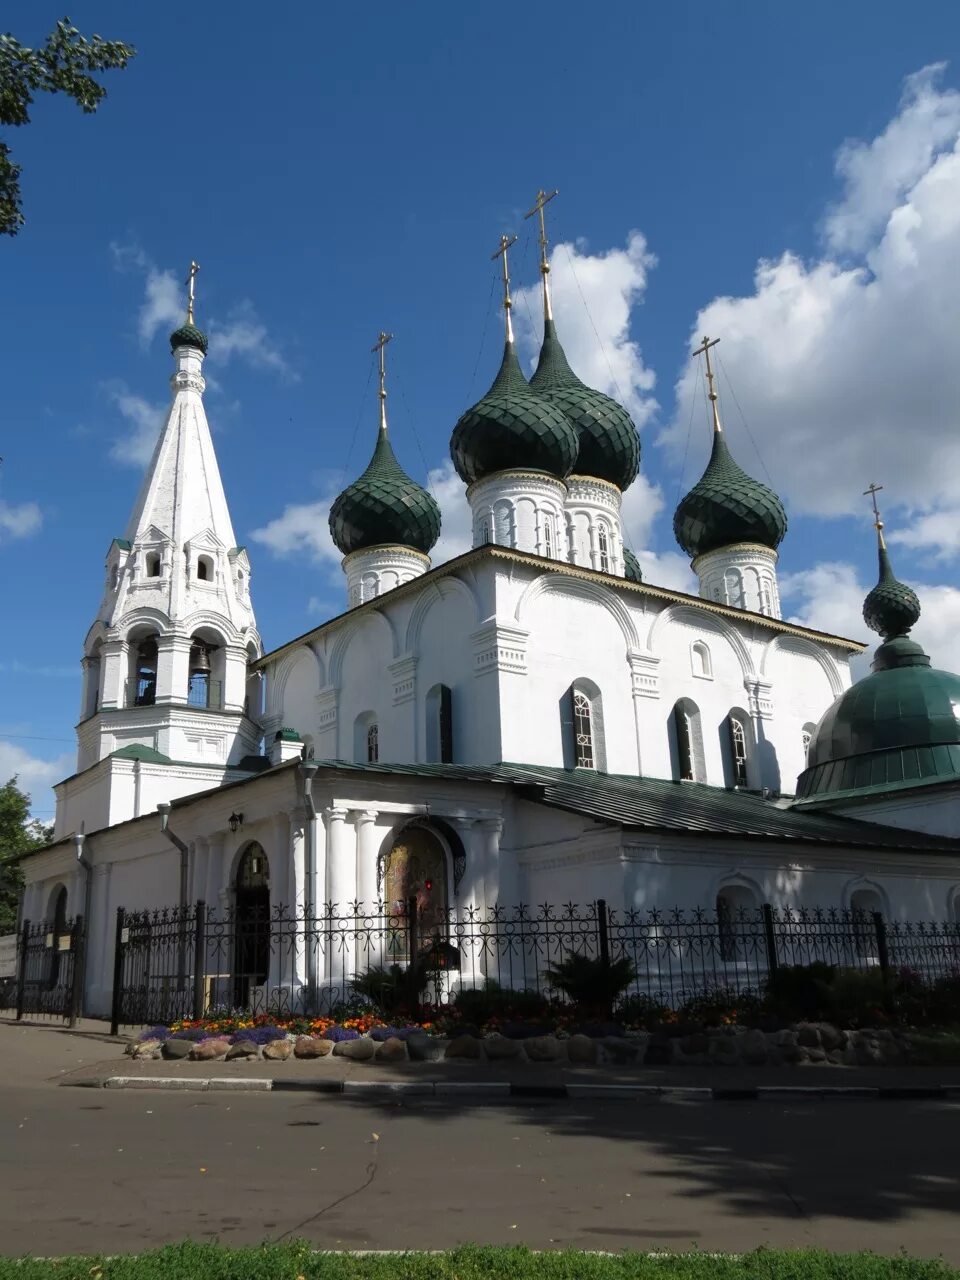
2,1244,957,1280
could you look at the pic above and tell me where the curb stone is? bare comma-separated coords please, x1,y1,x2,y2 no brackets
71,1077,958,1101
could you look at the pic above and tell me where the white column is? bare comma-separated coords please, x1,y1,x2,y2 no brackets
205,833,226,912
325,807,352,908
269,812,291,997
355,811,380,911
88,862,112,1014
476,817,506,908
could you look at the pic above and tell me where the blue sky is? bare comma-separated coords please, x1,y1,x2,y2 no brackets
3,1,960,820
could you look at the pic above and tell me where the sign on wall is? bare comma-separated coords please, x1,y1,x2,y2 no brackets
0,935,16,979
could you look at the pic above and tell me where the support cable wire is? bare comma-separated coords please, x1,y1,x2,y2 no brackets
674,353,702,510
717,353,775,487
558,233,630,409
393,364,439,501
467,268,498,402
337,361,375,490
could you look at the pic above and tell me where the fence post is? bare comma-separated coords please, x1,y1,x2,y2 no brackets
873,912,890,977
596,899,610,969
109,907,126,1037
407,895,419,1010
192,900,207,1021
762,904,779,977
15,919,29,1022
68,915,85,1028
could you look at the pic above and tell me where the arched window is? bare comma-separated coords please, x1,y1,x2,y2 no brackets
543,516,554,559
479,517,492,545
672,699,705,782
691,640,712,679
850,886,883,957
83,641,103,719
597,524,610,573
494,502,512,547
425,684,453,763
197,555,214,582
561,680,606,771
145,552,161,578
716,884,759,962
111,564,119,590
367,723,379,763
724,568,744,609
131,637,158,707
801,723,816,764
727,714,750,788
758,580,773,616
354,712,378,763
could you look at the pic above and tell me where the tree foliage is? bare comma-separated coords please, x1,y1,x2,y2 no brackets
0,776,52,932
0,16,135,235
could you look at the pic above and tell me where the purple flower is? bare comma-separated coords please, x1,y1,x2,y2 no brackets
368,1026,415,1042
171,1027,210,1042
139,1026,170,1042
324,1026,361,1043
230,1026,287,1046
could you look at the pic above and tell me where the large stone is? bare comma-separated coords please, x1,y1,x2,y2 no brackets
294,1036,334,1059
523,1035,566,1063
708,1035,741,1066
375,1037,408,1063
263,1039,294,1061
741,1028,769,1065
407,1033,446,1063
855,1038,885,1066
190,1038,230,1061
803,1047,827,1064
333,1036,376,1061
566,1034,598,1065
226,1040,261,1060
599,1037,640,1065
680,1032,710,1056
445,1035,482,1060
774,1028,799,1049
796,1024,822,1048
814,1022,844,1052
483,1036,523,1061
161,1038,193,1060
131,1039,162,1060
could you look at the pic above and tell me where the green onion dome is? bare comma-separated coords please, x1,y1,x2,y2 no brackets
529,319,640,490
450,341,580,485
329,427,441,556
623,547,643,583
169,321,208,356
796,545,960,803
673,432,787,559
863,543,921,640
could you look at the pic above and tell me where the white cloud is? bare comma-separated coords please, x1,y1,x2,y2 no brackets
251,494,340,569
425,460,471,565
825,64,960,254
138,268,182,347
514,232,658,424
663,64,960,561
208,301,298,382
889,507,960,561
0,743,73,824
106,385,165,468
0,499,42,542
782,559,960,676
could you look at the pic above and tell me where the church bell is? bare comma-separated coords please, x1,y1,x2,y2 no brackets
190,642,212,675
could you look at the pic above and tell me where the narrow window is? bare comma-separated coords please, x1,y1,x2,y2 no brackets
801,724,815,764
111,564,119,589
573,690,594,769
544,516,553,559
597,525,610,573
426,684,453,763
367,723,379,763
197,555,213,582
716,885,758,962
146,552,161,578
850,888,882,957
674,704,694,780
729,717,749,787
133,638,158,707
691,640,712,679
479,517,491,545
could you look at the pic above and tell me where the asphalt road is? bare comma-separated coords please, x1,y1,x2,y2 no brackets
2,1079,960,1259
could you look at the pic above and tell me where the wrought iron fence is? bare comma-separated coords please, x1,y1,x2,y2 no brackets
12,916,85,1024
109,899,960,1031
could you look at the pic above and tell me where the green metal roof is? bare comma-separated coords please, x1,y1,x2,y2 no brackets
169,321,208,356
304,759,959,853
329,426,441,556
674,431,787,558
450,340,580,484
110,744,172,764
623,547,643,583
863,543,921,640
529,319,640,490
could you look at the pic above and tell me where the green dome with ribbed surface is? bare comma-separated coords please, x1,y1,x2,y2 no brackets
795,546,960,804
329,427,440,556
169,322,208,355
623,547,643,583
673,431,787,558
529,319,640,490
863,543,921,639
450,341,580,485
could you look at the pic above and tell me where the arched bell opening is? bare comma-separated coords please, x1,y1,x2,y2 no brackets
128,632,159,707
233,842,270,1009
188,627,226,710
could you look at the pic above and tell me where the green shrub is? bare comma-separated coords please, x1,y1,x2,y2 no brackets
542,953,636,1018
349,960,433,1017
678,987,765,1027
616,991,672,1027
453,980,549,1026
765,962,837,1021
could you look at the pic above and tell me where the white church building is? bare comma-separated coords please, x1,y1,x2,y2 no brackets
19,230,960,1017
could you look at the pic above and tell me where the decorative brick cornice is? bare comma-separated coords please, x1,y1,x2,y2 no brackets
627,650,661,700
471,621,529,677
388,655,417,705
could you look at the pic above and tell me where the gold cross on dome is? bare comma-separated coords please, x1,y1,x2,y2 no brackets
863,481,884,525
524,188,559,319
371,331,393,430
185,260,200,324
692,335,722,434
491,233,518,340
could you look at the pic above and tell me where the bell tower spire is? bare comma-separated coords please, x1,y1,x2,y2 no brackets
65,262,263,836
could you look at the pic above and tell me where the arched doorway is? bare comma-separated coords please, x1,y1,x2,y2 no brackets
233,843,270,1008
47,885,68,991
382,826,449,957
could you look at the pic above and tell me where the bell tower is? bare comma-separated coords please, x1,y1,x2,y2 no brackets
64,264,263,835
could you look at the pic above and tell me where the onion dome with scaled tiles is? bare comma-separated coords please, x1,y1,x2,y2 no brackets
329,425,440,556
623,547,644,583
529,318,640,490
450,339,580,485
795,533,960,805
673,431,787,559
169,321,208,356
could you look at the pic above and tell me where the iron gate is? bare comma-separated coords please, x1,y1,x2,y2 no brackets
14,915,85,1024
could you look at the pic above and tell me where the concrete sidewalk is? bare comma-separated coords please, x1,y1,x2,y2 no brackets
5,1018,960,1096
